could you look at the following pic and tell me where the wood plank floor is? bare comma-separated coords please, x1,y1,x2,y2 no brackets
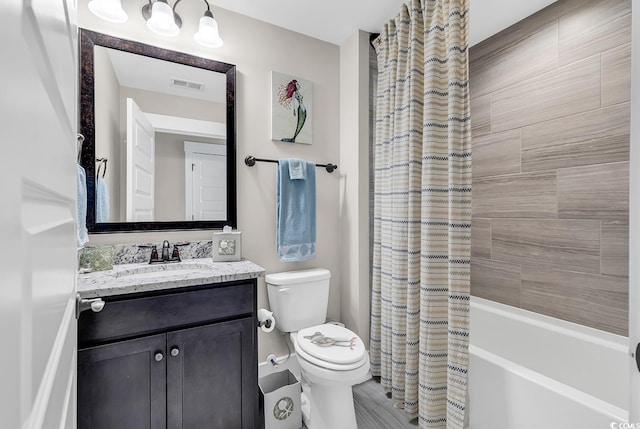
302,378,418,429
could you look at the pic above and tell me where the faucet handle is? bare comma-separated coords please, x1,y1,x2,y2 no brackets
171,245,182,262
138,244,161,264
150,246,160,263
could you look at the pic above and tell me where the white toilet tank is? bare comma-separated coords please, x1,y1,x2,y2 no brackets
266,268,331,332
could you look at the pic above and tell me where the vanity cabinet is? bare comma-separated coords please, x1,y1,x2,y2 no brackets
77,280,258,429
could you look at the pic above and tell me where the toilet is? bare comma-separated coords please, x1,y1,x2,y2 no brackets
266,268,370,429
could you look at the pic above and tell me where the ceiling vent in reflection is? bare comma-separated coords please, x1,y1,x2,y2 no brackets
171,78,205,91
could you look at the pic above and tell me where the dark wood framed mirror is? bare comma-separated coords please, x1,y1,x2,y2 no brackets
79,29,236,233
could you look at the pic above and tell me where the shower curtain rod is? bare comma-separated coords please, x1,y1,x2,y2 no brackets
244,155,338,173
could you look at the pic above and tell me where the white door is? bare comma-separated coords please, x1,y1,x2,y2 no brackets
630,1,640,421
184,142,227,221
0,1,78,428
126,98,155,221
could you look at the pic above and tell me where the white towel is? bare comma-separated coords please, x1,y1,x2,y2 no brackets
77,165,89,248
96,176,110,222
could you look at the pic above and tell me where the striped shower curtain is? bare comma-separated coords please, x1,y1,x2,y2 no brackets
369,0,471,428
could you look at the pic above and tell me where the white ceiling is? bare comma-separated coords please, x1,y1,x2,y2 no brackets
209,0,558,46
103,47,227,103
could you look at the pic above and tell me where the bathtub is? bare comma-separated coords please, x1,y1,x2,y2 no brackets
467,297,629,429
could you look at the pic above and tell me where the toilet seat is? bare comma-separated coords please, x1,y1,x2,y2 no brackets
294,324,368,371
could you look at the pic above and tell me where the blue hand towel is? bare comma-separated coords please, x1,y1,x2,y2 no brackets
96,176,110,222
288,158,306,180
77,165,89,248
276,159,316,262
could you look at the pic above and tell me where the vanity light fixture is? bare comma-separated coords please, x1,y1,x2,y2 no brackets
140,0,223,48
88,0,128,23
193,2,224,48
142,0,181,37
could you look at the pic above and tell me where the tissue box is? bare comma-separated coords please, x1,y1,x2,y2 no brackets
212,227,242,262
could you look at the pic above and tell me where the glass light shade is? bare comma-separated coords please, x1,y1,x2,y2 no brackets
88,0,128,23
194,15,223,48
146,1,180,36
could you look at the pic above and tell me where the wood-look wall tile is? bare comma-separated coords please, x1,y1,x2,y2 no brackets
471,218,491,259
471,257,520,307
521,103,630,172
467,0,631,336
492,219,600,274
558,161,629,221
473,129,520,179
491,56,601,133
601,221,629,277
470,22,558,99
602,44,631,107
521,267,628,336
559,0,631,65
471,94,491,138
473,172,556,218
470,0,588,64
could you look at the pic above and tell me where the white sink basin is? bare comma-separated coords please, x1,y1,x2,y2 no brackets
113,262,213,279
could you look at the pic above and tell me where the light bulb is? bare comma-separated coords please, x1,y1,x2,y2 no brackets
194,13,223,48
146,1,180,36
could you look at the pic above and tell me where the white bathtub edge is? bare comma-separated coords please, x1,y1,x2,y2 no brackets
471,297,628,353
470,344,629,423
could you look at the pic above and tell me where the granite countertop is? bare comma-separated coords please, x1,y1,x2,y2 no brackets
77,258,265,298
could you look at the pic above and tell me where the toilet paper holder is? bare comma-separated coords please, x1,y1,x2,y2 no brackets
257,308,275,332
257,318,273,329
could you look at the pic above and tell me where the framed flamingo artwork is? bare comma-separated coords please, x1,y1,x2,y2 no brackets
271,71,312,145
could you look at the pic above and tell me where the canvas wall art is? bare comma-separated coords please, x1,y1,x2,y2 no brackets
271,71,312,144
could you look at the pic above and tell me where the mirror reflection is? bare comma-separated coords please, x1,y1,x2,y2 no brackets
93,46,228,223
79,29,237,233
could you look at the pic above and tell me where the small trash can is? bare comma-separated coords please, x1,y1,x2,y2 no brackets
259,370,302,429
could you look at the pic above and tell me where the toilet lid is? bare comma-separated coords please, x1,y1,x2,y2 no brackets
297,324,366,365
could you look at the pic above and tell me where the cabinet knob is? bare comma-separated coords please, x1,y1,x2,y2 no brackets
170,347,180,357
154,352,164,362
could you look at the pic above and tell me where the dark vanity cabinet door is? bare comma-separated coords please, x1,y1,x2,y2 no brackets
78,334,167,429
167,317,256,429
78,280,258,429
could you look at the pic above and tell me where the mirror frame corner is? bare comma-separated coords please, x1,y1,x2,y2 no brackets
79,28,237,233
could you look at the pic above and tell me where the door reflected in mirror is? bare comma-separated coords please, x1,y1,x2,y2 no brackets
79,29,237,233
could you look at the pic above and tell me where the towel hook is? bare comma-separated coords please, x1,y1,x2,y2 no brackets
96,158,108,178
77,134,85,163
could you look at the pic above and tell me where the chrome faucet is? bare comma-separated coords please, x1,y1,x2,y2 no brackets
161,240,171,261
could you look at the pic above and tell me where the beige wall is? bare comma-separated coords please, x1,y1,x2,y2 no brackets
339,31,371,346
154,132,187,221
79,2,341,359
469,0,631,336
94,47,121,221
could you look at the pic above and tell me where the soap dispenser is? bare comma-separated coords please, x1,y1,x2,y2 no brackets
212,225,242,262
